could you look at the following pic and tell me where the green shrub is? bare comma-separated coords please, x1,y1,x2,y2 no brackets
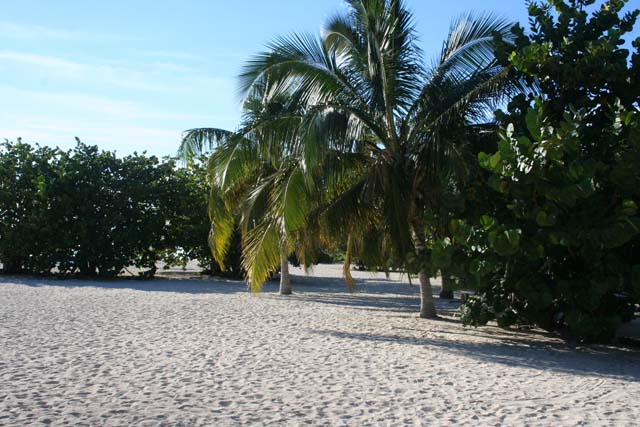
162,158,244,279
456,0,640,342
0,140,61,274
0,140,243,279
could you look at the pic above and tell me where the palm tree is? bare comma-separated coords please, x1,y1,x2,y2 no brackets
238,0,524,318
179,85,318,295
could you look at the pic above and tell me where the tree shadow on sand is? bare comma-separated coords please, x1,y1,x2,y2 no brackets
4,273,460,319
310,327,640,380
291,273,429,295
5,272,638,379
0,275,249,295
1,271,437,299
282,274,462,315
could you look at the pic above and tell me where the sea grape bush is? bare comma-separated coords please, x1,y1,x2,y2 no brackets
162,157,245,278
0,141,60,274
0,140,242,278
456,0,640,341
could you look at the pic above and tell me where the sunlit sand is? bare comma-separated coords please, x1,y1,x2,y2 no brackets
1,265,638,426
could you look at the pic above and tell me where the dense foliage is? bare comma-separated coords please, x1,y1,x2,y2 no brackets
0,140,242,278
455,0,640,341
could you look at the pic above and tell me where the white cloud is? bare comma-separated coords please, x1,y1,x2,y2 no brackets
1,120,184,155
0,28,241,155
0,51,168,92
1,86,147,117
0,51,81,72
0,88,239,155
0,50,236,94
0,86,225,122
0,21,138,43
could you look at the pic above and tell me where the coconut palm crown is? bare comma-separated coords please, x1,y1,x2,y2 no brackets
237,0,526,318
179,82,331,294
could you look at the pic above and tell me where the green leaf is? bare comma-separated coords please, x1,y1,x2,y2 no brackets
517,136,532,149
622,200,637,216
489,152,502,169
524,241,545,260
535,210,556,227
469,259,492,277
525,109,541,140
480,215,497,231
431,239,454,269
488,175,506,192
450,220,473,246
488,229,521,256
478,152,491,169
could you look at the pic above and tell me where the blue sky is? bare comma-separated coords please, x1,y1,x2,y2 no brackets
1,1,637,156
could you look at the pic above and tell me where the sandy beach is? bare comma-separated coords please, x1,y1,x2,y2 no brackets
1,264,639,426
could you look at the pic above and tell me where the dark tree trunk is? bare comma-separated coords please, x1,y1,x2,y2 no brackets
439,273,454,299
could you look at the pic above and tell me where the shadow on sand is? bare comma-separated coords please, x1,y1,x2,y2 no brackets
310,327,640,380
4,272,638,379
0,274,249,295
280,274,461,315
1,272,434,299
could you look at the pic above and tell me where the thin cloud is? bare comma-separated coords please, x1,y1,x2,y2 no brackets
133,48,247,62
0,86,240,154
0,87,220,122
0,51,80,72
0,21,139,42
2,119,187,155
0,50,236,94
134,49,202,61
0,50,169,92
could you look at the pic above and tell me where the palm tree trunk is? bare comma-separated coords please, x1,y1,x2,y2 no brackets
439,272,454,299
410,220,437,319
343,234,356,292
279,251,292,295
418,270,437,318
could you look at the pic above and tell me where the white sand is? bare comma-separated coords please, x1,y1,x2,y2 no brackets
1,265,639,426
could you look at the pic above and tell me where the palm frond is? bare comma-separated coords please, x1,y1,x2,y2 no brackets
242,220,282,292
434,12,514,81
239,32,364,108
179,127,233,160
208,186,235,269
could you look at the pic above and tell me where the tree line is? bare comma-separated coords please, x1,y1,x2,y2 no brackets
0,140,243,279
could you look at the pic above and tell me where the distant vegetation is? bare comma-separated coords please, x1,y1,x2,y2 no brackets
0,140,243,279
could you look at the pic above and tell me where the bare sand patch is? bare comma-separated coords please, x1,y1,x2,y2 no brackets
1,265,638,426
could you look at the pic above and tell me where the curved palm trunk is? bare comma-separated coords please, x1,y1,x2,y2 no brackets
410,220,437,319
279,251,292,295
418,271,437,318
439,272,454,299
343,234,356,292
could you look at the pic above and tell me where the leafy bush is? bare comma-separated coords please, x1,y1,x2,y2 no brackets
456,0,640,342
162,158,244,278
0,140,243,278
0,140,61,274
